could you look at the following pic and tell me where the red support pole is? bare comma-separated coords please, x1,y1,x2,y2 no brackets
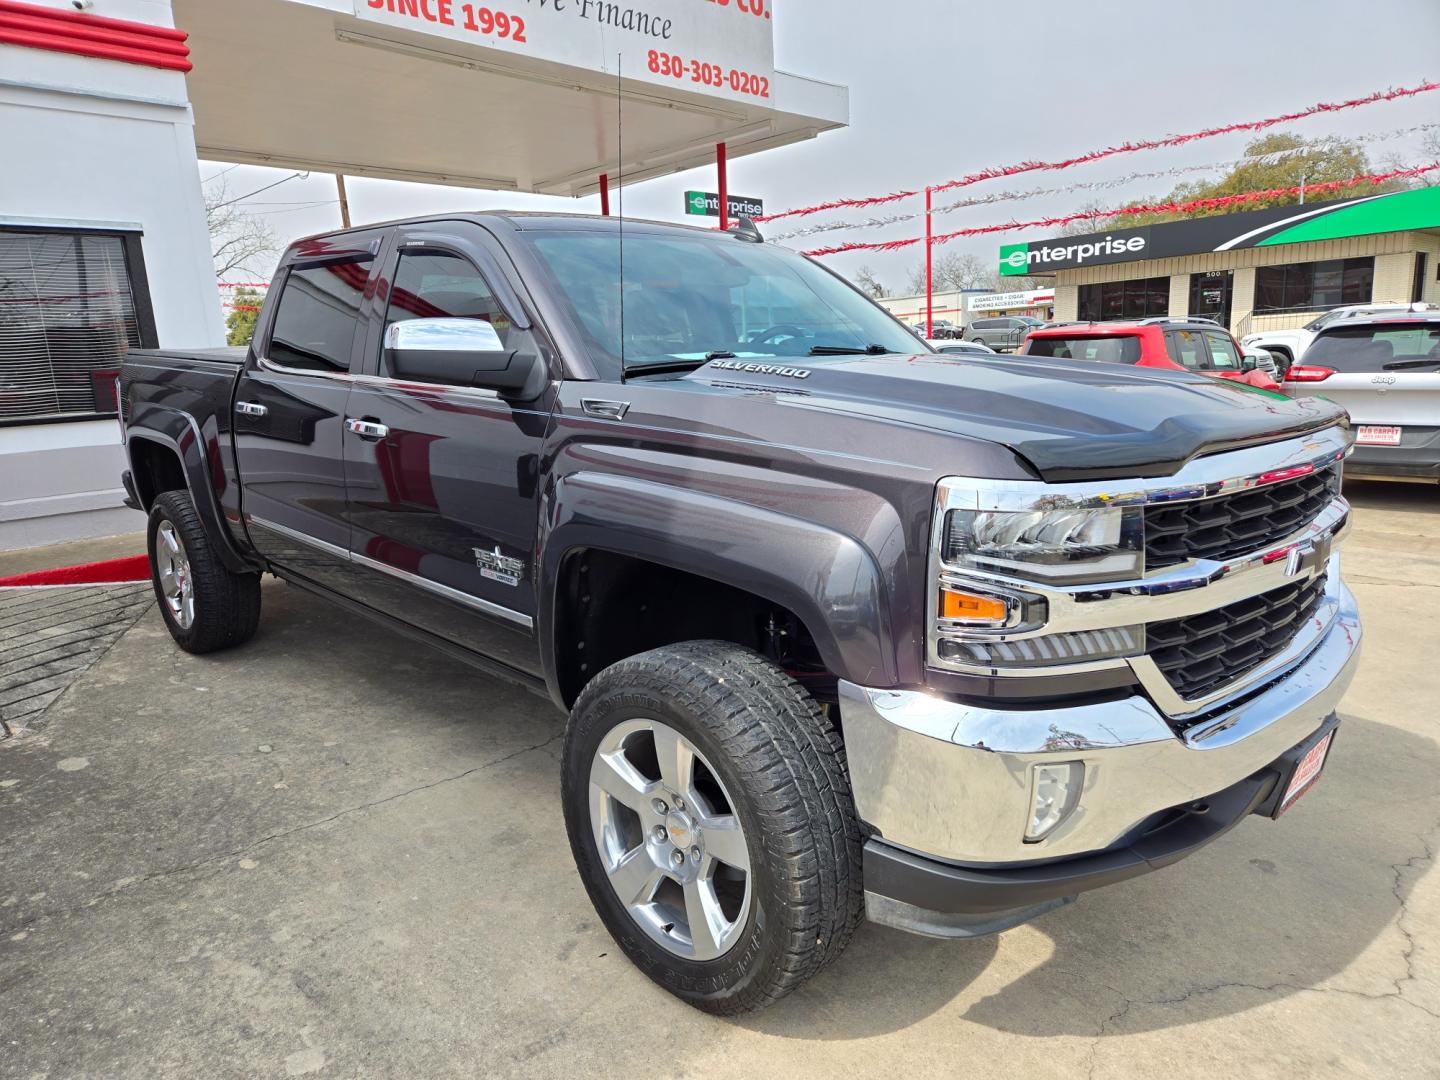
925,186,934,340
717,141,729,232
599,173,610,216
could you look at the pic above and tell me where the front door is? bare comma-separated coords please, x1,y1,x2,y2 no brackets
341,224,553,676
232,233,384,593
1189,270,1234,330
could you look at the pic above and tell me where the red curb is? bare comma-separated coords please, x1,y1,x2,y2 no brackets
0,554,151,587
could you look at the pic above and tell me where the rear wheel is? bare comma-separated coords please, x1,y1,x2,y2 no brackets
147,490,261,654
562,640,863,1014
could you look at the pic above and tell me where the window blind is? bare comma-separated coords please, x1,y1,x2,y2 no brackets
0,231,143,421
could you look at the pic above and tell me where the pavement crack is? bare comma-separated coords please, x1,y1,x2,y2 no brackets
1347,577,1440,589
0,731,561,936
1083,822,1440,1076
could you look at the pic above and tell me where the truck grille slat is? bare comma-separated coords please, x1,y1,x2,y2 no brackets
1147,573,1328,701
1144,467,1338,569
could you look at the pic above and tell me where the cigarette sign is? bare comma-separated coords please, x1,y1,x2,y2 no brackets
685,191,765,218
354,0,776,106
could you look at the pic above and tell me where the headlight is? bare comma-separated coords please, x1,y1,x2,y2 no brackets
942,505,1143,584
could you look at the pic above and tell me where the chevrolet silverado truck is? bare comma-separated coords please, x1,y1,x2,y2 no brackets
120,213,1361,1014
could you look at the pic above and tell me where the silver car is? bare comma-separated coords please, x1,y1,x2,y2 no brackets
1285,312,1440,483
966,315,1046,352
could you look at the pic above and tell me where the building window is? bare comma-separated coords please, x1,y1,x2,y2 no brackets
1253,257,1373,315
0,229,155,423
1077,276,1169,321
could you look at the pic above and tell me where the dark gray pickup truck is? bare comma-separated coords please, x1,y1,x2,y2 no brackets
120,212,1361,1014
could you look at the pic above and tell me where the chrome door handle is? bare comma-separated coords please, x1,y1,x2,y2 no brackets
236,401,268,417
345,418,389,440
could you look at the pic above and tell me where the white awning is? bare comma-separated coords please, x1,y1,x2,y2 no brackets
174,0,847,195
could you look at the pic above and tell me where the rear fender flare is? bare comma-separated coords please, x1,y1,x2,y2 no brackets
125,404,258,574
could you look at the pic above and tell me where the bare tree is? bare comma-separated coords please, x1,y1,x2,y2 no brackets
206,179,277,279
906,250,991,294
851,264,889,299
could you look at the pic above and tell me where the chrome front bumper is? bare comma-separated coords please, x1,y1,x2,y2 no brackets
841,575,1361,865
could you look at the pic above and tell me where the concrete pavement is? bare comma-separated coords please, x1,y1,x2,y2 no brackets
1,481,1436,1078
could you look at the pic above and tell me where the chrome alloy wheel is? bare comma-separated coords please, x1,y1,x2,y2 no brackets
155,519,195,630
589,719,752,961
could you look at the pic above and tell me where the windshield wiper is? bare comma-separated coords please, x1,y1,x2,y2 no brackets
808,343,890,356
1383,358,1440,370
704,351,737,360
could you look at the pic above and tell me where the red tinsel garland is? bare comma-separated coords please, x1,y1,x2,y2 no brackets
801,165,1440,257
763,80,1440,224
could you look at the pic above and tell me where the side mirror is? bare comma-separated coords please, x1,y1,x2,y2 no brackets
384,318,543,398
1241,354,1258,371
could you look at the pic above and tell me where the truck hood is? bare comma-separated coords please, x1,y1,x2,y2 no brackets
685,353,1346,481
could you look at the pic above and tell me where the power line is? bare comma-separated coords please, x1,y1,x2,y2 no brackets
209,172,311,210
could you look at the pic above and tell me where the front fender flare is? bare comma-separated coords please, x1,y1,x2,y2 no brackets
538,472,898,699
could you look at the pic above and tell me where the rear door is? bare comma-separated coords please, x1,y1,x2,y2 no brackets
340,223,554,675
1295,321,1440,436
1199,330,1245,381
233,231,386,592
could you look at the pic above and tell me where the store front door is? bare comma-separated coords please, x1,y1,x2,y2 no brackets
1189,270,1234,330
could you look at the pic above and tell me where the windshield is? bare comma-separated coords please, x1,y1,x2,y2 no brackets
522,229,921,376
1024,335,1141,363
1305,323,1440,370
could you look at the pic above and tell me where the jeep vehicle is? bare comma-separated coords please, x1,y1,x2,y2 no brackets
1241,301,1437,369
1284,310,1440,482
120,213,1361,1014
1022,318,1282,391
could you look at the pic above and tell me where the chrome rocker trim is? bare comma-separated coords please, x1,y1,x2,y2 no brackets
247,515,533,629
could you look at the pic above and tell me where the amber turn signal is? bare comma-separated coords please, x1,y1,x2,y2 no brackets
939,588,1009,624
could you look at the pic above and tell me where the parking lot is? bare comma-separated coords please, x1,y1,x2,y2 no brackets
1,480,1437,1079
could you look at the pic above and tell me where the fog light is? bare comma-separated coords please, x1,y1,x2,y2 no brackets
1026,762,1084,842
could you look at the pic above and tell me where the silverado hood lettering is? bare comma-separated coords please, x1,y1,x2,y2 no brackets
690,354,1346,481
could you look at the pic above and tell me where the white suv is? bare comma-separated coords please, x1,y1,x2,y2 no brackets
1242,302,1437,367
1284,311,1440,483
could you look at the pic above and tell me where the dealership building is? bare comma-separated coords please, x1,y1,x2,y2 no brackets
999,187,1440,354
1,0,847,548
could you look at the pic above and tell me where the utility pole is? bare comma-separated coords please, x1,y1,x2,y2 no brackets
925,186,934,339
336,174,351,228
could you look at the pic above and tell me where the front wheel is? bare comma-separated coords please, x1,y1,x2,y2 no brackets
561,641,863,1014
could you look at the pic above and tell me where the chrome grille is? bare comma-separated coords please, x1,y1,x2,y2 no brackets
1147,573,1328,701
1145,467,1339,570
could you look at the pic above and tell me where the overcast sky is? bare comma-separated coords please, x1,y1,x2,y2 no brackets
207,0,1440,295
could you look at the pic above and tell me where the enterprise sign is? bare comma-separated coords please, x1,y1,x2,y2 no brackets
998,187,1440,276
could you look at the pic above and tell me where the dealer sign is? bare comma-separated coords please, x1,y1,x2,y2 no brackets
354,0,776,106
685,191,764,218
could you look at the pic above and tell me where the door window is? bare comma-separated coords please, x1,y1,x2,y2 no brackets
266,260,370,372
382,250,517,378
1202,332,1242,371
1165,330,1207,370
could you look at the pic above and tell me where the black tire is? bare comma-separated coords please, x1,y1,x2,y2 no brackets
562,641,864,1014
147,490,261,654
